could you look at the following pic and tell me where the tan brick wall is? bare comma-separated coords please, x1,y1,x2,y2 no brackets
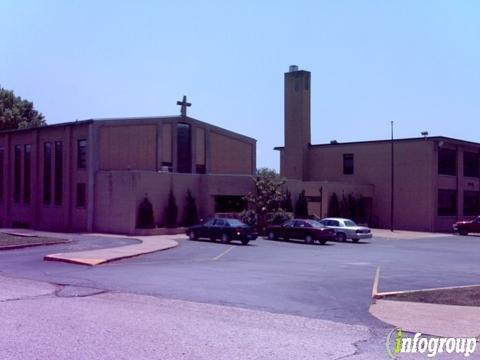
307,140,435,231
99,124,157,171
209,132,253,175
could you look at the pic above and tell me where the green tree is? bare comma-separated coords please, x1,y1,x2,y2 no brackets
294,189,309,218
282,189,293,213
328,193,340,217
183,190,199,227
0,87,46,130
243,167,286,231
137,195,155,229
164,189,178,228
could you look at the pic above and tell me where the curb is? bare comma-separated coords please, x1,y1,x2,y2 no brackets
0,239,71,251
43,238,179,266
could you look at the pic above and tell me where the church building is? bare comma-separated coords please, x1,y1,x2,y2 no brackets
276,66,480,232
0,98,256,234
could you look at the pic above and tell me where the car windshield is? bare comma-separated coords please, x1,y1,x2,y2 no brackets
344,220,357,227
305,220,325,228
226,219,246,227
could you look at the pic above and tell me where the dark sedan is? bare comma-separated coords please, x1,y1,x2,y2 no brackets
187,218,257,245
265,219,335,245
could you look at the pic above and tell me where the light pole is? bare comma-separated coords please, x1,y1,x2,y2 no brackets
390,121,394,232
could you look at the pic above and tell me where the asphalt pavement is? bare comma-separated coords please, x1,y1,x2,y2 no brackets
0,233,479,359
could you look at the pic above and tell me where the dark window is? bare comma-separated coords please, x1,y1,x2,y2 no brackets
54,141,63,205
464,191,480,216
43,142,52,204
196,164,206,174
438,148,457,176
343,154,354,175
214,195,246,213
77,139,87,169
438,189,457,216
0,147,3,202
23,145,31,204
177,123,191,173
14,145,21,203
464,152,479,178
76,183,86,207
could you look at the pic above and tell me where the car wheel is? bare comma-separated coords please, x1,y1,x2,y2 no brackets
283,237,289,241
241,239,250,245
319,239,327,245
210,236,216,242
336,233,347,242
268,231,276,240
459,229,468,236
352,238,360,243
221,233,230,244
189,231,197,240
305,235,314,244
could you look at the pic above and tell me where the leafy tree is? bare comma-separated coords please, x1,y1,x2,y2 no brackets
164,189,178,228
183,190,199,227
137,195,155,229
340,193,350,218
328,193,340,217
282,189,293,213
243,168,286,231
0,87,46,130
294,189,309,218
347,193,358,221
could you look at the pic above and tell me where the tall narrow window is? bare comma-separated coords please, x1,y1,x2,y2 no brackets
464,191,480,216
464,152,479,178
54,141,63,205
76,183,86,207
0,147,4,202
77,139,87,169
438,189,457,216
438,148,457,176
43,142,52,204
177,123,191,173
23,145,31,204
14,145,21,203
343,154,354,175
195,127,206,174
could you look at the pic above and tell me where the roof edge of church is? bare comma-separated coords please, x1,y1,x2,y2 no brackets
274,136,480,150
0,115,256,143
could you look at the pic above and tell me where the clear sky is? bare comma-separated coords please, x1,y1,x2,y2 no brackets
1,1,479,170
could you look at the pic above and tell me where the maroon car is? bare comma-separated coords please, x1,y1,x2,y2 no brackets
265,219,335,245
453,216,480,235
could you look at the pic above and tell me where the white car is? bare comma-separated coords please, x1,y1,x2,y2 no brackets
318,218,372,243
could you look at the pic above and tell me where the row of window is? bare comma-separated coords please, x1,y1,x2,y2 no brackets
438,190,480,216
438,149,480,177
341,150,480,177
0,139,87,207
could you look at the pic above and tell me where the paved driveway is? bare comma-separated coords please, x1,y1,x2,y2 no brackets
0,233,479,358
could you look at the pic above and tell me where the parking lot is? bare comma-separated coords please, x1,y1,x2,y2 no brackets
1,232,479,330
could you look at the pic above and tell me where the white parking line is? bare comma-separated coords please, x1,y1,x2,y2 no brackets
212,246,235,261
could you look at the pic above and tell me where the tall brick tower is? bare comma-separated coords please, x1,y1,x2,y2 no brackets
283,65,311,180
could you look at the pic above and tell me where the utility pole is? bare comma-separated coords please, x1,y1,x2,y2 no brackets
390,121,394,232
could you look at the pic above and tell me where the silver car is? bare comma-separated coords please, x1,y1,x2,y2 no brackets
318,218,372,243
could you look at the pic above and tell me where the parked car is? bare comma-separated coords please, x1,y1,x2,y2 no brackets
318,218,372,243
186,218,257,245
265,219,335,245
453,216,480,235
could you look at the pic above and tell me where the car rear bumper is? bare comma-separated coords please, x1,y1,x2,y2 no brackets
352,233,372,240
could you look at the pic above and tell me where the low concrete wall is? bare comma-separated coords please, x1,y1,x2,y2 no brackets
94,171,255,234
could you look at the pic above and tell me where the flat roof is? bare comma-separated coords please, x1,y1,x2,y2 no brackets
0,115,256,143
274,136,480,150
